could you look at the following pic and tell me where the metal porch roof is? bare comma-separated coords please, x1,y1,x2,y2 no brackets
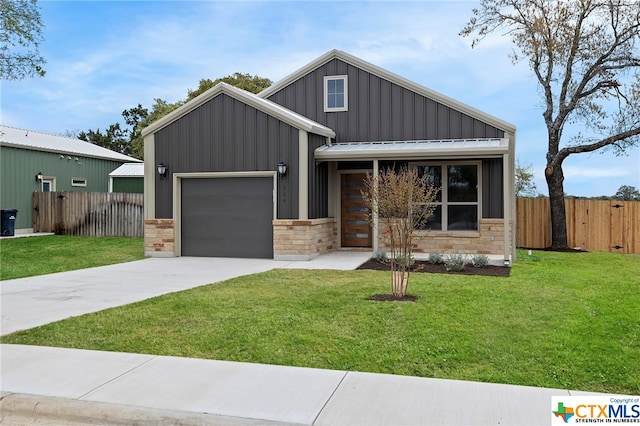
314,138,510,161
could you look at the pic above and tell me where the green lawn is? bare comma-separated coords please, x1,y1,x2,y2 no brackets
2,249,638,394
0,236,144,280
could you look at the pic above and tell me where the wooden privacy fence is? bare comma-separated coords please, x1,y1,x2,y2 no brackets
516,197,640,253
33,192,144,237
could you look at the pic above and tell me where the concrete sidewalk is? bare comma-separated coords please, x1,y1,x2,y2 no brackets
0,253,616,424
0,344,608,425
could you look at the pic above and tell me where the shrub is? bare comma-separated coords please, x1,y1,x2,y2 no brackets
471,254,490,268
445,253,467,272
373,249,388,263
427,251,444,264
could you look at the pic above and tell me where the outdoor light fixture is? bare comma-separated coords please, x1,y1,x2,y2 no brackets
157,163,168,179
277,162,287,178
35,172,44,182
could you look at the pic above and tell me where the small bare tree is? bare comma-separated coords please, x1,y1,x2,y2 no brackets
362,167,440,298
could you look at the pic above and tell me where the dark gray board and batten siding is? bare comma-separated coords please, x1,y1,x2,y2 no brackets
154,93,301,219
265,58,505,143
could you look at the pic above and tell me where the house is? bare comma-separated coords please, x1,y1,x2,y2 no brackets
142,50,516,263
109,162,144,193
0,125,141,232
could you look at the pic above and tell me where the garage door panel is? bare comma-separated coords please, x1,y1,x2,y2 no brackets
181,177,273,258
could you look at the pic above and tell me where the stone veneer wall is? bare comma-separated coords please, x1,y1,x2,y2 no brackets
379,219,512,256
273,218,337,260
144,219,175,257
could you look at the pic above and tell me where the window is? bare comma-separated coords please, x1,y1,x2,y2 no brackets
41,178,55,192
71,178,87,187
324,75,348,112
413,162,480,231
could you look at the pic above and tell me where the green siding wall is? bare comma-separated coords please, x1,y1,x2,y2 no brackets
112,177,143,193
1,146,125,229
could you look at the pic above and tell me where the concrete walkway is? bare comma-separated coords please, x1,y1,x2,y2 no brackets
1,252,370,336
0,252,616,425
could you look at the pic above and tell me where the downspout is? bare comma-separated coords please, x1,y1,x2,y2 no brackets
298,130,309,220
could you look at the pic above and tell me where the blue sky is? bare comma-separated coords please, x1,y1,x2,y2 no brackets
2,0,639,197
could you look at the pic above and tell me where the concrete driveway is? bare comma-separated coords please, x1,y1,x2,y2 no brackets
1,253,371,336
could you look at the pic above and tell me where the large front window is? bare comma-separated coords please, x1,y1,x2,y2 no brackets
413,162,480,231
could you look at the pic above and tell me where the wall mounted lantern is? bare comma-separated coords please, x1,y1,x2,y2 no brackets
277,162,287,178
157,163,168,179
35,172,44,182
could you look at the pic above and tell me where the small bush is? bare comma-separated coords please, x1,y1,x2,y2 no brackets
393,255,415,269
445,253,467,272
471,254,490,268
427,251,444,264
373,249,388,263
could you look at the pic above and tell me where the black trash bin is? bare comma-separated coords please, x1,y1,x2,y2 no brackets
1,209,18,236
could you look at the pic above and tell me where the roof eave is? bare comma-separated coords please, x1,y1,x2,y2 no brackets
0,141,141,163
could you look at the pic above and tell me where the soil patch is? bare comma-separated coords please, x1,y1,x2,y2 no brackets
368,294,418,302
357,258,510,277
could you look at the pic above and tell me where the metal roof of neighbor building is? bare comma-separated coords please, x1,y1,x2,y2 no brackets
0,125,141,162
109,162,144,177
314,138,510,160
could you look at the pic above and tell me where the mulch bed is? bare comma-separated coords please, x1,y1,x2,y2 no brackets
356,258,511,277
368,294,418,302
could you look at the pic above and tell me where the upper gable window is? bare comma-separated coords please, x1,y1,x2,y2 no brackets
324,75,348,112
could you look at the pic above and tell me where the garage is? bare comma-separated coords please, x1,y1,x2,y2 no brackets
180,176,274,258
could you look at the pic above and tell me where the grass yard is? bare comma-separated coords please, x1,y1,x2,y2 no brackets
0,236,144,280
2,250,639,394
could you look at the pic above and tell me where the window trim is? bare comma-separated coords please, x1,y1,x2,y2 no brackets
323,75,348,112
71,177,87,187
411,160,482,232
41,177,56,192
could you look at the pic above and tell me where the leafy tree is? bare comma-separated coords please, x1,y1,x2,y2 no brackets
515,159,538,197
0,0,46,79
362,167,439,298
186,72,272,101
615,185,640,201
78,124,129,155
461,0,640,249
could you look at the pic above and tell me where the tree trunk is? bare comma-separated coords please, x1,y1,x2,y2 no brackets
545,163,569,249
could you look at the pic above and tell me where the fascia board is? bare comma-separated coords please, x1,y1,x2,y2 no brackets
259,49,516,134
314,140,510,161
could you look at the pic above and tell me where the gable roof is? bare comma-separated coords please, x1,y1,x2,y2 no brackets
258,49,516,134
0,125,141,162
142,82,336,138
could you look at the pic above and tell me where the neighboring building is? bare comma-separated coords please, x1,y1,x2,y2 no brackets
142,50,516,262
0,125,141,231
109,163,144,193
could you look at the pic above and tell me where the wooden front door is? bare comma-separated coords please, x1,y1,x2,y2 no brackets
341,173,372,247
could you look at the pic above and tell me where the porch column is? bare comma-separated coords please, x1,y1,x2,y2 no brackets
298,130,308,220
503,151,511,264
372,159,379,252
